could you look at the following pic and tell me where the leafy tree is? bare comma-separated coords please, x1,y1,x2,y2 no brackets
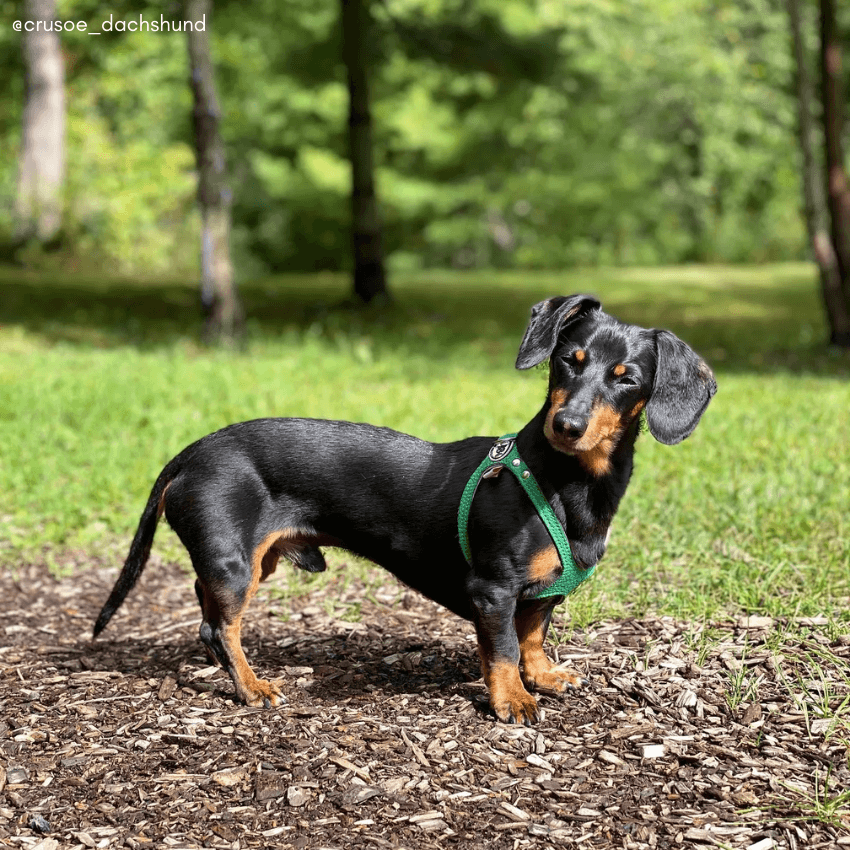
0,0,831,281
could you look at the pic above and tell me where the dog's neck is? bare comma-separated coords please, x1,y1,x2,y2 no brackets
514,403,641,569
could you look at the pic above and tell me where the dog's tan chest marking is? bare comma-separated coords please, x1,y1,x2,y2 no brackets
528,545,561,585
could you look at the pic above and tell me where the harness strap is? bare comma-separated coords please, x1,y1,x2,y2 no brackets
457,434,596,600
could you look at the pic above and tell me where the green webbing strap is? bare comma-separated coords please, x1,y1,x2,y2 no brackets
457,434,596,599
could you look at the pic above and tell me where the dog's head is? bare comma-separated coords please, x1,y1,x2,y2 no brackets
516,295,717,475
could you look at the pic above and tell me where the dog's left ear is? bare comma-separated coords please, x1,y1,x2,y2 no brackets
515,294,600,370
646,330,717,445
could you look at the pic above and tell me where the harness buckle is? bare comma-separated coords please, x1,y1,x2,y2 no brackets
488,438,514,462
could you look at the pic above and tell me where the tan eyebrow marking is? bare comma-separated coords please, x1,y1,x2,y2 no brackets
574,349,586,363
613,364,626,376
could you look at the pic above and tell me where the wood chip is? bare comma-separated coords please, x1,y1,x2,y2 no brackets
211,767,247,787
286,786,310,807
641,744,666,759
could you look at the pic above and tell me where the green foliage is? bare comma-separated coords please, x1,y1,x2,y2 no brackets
0,0,832,273
1,265,848,625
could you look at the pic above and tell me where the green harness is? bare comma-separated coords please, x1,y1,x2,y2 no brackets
457,434,596,599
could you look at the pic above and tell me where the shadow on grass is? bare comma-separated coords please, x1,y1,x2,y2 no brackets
2,265,848,375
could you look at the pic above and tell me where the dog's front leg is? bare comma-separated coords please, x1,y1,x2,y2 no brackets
472,590,540,725
515,598,584,694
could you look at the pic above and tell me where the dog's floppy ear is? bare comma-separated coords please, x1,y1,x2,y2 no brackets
646,330,717,445
515,294,600,370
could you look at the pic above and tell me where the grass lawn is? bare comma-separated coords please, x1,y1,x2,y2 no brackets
1,263,848,628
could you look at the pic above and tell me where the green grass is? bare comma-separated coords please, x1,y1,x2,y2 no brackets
778,768,850,830
1,263,848,625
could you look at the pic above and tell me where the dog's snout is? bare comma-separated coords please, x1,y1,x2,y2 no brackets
564,418,588,440
553,409,588,440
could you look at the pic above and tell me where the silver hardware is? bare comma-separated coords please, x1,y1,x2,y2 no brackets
489,439,513,462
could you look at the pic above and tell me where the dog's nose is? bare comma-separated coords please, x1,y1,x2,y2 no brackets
553,410,587,440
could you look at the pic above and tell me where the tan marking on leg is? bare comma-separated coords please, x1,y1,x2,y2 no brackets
252,530,288,590
528,544,561,585
260,548,280,582
485,659,540,724
477,645,491,682
212,528,317,707
253,528,327,583
220,615,282,707
516,607,583,694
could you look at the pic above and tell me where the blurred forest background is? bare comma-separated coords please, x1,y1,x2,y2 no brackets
3,0,850,305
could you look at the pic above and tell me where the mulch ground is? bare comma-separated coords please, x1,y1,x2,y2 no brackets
1,557,849,850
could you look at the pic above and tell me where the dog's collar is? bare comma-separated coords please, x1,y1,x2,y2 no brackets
457,434,595,600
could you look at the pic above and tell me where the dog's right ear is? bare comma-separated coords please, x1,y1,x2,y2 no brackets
515,295,600,370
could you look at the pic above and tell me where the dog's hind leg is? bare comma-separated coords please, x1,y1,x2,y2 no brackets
195,579,223,667
193,534,284,707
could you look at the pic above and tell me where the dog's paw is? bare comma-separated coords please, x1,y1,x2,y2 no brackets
485,660,542,725
524,663,585,695
241,678,284,709
491,689,540,726
489,674,540,725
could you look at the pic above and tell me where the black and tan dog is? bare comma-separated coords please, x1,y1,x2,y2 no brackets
94,295,716,724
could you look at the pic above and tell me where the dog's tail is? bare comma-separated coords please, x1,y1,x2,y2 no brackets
93,462,177,638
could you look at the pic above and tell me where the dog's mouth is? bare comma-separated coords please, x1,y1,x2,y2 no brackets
544,425,609,456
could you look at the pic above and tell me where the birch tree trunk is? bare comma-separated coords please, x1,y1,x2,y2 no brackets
341,0,390,304
819,0,850,346
16,0,65,244
787,0,850,345
186,0,242,342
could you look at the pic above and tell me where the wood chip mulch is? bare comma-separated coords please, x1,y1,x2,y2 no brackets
1,558,849,850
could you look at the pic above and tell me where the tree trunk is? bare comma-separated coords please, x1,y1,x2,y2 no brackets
186,0,242,342
16,0,65,245
788,0,850,345
819,0,850,346
341,0,390,304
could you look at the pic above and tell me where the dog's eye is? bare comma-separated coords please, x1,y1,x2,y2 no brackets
617,374,640,387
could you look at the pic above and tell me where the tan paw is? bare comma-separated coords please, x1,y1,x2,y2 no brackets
524,663,584,695
487,660,541,725
240,677,283,708
491,689,540,725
